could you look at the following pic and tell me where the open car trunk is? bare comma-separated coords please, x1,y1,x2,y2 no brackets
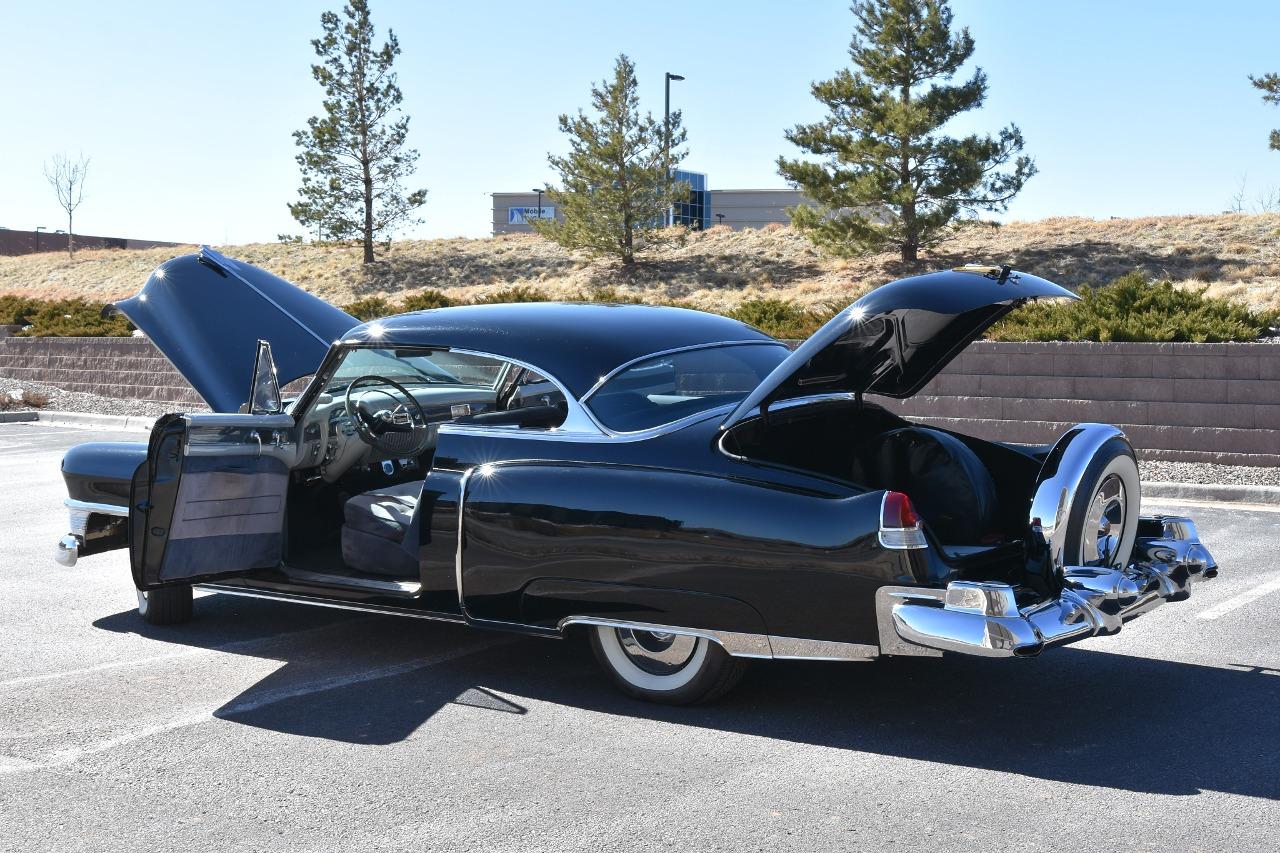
719,266,1078,588
722,399,1045,550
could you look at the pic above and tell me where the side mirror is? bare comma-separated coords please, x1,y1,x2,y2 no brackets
249,339,282,414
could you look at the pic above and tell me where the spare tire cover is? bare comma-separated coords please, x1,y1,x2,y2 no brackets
851,427,998,544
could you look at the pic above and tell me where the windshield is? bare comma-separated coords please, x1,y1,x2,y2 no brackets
324,347,503,395
586,343,789,432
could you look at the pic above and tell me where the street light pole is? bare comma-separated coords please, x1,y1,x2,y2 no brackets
34,226,46,253
664,72,684,226
531,188,543,222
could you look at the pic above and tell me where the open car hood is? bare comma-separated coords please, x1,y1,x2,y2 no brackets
722,266,1077,430
114,247,357,412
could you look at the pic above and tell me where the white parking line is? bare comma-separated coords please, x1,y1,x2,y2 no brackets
1197,576,1280,620
0,617,375,690
0,636,507,775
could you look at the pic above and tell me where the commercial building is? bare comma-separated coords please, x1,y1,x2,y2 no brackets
492,176,811,235
0,227,180,256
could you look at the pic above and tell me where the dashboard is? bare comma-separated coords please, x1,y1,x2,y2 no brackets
295,385,501,482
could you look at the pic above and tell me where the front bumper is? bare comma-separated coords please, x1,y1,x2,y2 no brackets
877,515,1217,658
53,499,129,567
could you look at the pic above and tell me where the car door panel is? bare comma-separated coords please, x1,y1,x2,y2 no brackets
132,413,295,588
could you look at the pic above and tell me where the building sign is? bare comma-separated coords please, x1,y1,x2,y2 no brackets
508,206,555,225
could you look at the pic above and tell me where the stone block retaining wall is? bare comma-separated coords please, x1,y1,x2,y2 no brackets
1,336,1276,465
877,341,1279,466
0,336,203,406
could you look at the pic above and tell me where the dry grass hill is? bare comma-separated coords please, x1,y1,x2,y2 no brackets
2,213,1278,313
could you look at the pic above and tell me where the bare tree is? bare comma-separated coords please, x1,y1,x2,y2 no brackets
44,153,90,257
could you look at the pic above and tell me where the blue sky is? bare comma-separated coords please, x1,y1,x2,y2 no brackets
2,0,1279,244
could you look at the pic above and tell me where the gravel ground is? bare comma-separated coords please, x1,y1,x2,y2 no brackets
1140,458,1280,486
0,377,204,418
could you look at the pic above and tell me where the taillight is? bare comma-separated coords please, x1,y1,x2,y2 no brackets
879,491,927,550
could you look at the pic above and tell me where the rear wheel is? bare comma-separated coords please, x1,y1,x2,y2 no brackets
137,586,193,625
588,626,747,704
1062,437,1141,569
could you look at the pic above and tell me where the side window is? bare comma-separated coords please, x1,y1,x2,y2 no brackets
456,364,567,431
510,369,567,412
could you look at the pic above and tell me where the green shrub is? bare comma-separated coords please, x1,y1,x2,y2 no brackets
398,289,455,312
990,273,1279,343
727,298,839,339
0,294,41,325
342,296,394,320
576,286,647,304
14,298,134,337
473,286,549,304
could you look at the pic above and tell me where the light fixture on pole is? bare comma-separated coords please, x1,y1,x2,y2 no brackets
664,72,684,226
531,188,544,221
34,225,47,253
715,213,725,226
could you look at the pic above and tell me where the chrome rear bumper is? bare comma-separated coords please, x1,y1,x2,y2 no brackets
878,515,1217,658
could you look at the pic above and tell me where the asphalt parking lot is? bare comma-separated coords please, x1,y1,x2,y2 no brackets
1,422,1278,852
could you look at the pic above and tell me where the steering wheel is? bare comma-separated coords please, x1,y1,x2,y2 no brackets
344,375,431,457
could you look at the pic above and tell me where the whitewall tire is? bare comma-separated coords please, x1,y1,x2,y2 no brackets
588,625,747,704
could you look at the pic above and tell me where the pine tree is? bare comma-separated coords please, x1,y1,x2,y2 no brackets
1249,72,1280,151
532,54,688,265
778,0,1035,262
291,0,426,263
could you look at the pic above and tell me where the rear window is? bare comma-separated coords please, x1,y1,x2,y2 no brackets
586,344,789,432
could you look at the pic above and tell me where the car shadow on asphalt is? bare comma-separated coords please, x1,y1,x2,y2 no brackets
94,594,1280,800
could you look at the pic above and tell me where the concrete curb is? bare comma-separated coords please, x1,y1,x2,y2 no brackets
34,410,155,432
0,411,38,423
1142,480,1280,506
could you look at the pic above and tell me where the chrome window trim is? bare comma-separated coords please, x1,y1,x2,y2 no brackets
445,347,604,436
579,340,791,437
438,402,737,444
579,340,787,402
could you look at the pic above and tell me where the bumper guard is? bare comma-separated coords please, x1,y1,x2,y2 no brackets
877,515,1217,658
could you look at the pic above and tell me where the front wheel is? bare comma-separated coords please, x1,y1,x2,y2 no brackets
137,586,193,625
588,626,747,704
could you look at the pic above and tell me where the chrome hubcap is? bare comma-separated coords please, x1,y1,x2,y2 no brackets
1082,474,1126,566
616,629,698,676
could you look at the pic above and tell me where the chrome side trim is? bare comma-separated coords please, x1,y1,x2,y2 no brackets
559,617,878,661
1028,423,1126,570
195,584,467,623
559,616,774,659
579,341,786,402
766,635,879,661
280,567,423,595
64,498,129,518
454,465,475,618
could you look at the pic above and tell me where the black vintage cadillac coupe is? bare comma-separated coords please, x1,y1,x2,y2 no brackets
54,247,1217,703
